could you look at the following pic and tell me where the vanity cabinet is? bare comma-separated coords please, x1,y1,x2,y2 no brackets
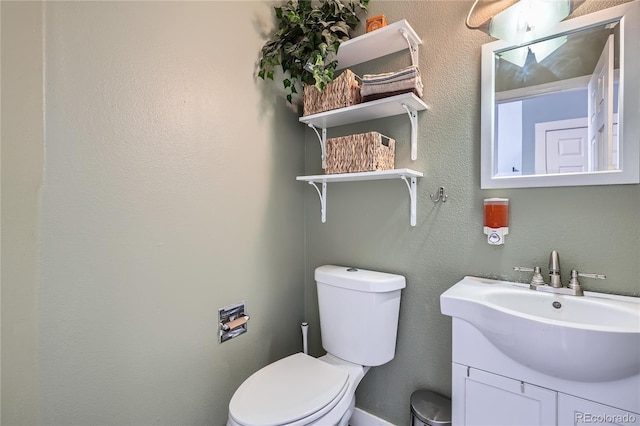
450,318,640,426
558,394,640,426
453,365,640,426
297,20,428,227
453,364,556,426
443,277,640,425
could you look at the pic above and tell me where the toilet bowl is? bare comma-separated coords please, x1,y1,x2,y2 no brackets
227,353,367,426
227,265,405,426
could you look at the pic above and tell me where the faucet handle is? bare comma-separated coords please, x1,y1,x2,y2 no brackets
568,270,606,293
514,266,546,286
575,271,606,280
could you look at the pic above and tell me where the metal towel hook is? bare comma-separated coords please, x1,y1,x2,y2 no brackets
430,186,448,203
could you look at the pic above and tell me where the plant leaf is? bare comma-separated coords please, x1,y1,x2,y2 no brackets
257,0,368,99
330,22,349,36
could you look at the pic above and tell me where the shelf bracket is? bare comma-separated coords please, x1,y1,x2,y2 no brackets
400,175,418,227
400,28,419,68
402,104,419,161
308,124,327,169
308,181,327,223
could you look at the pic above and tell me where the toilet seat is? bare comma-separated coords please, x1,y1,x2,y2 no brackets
229,353,349,426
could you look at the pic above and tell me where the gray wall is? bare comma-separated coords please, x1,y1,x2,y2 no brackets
1,2,44,424
2,1,305,424
303,1,639,424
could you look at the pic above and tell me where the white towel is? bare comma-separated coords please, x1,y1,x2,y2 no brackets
362,65,420,84
361,65,423,100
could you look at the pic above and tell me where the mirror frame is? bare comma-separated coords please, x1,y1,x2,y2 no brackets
481,1,640,189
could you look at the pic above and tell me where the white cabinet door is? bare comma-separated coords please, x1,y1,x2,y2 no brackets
453,364,557,426
558,393,640,426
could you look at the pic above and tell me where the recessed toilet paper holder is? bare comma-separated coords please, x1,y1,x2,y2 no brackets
221,315,250,331
219,302,250,343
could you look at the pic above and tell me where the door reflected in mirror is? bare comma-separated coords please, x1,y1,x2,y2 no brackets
480,1,640,189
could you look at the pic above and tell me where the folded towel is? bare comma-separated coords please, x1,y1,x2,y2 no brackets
362,88,422,103
361,74,423,98
360,65,423,102
362,65,420,84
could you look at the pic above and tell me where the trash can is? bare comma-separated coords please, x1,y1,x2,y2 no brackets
410,390,452,426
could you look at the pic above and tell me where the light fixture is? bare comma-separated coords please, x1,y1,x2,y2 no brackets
466,0,581,45
467,0,583,67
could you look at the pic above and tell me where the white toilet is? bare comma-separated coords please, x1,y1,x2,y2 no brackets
227,265,406,426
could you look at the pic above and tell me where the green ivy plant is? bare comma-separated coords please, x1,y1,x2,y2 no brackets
258,0,369,103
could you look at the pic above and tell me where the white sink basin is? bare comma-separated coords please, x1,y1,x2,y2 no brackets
440,276,640,382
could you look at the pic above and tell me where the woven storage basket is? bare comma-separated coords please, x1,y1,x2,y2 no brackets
325,132,395,174
303,69,361,116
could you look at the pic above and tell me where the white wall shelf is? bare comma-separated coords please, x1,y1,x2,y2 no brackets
300,19,426,166
300,93,428,166
297,169,423,226
336,20,422,70
299,92,427,129
298,20,426,227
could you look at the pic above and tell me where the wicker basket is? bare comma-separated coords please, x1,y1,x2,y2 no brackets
325,132,395,174
303,69,361,116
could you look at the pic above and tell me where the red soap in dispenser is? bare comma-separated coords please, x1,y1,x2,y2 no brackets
483,198,509,245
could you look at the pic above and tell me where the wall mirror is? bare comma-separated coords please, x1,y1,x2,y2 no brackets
481,1,640,188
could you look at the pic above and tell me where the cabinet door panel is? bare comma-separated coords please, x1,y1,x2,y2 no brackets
558,393,640,426
453,364,557,426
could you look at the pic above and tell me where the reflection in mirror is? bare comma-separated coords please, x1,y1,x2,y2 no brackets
495,22,619,177
481,1,640,188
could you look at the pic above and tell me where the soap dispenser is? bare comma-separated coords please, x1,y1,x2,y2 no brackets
483,198,509,245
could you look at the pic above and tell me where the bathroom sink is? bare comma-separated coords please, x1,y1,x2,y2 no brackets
440,276,640,382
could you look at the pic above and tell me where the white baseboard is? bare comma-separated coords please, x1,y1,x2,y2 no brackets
349,407,397,426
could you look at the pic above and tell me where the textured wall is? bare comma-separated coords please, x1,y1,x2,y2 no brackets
1,2,44,424
303,1,639,424
1,1,305,424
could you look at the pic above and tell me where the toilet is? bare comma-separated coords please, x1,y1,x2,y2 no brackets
227,265,406,426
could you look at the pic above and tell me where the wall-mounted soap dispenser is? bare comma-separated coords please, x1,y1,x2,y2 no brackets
483,198,509,245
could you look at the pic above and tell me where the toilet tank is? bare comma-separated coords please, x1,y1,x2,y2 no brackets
315,265,406,366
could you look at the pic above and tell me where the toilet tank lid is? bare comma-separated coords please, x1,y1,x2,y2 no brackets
315,265,406,293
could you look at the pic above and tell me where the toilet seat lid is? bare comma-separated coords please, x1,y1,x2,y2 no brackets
229,353,349,426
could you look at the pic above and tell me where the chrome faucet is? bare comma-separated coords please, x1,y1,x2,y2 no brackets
513,250,606,296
